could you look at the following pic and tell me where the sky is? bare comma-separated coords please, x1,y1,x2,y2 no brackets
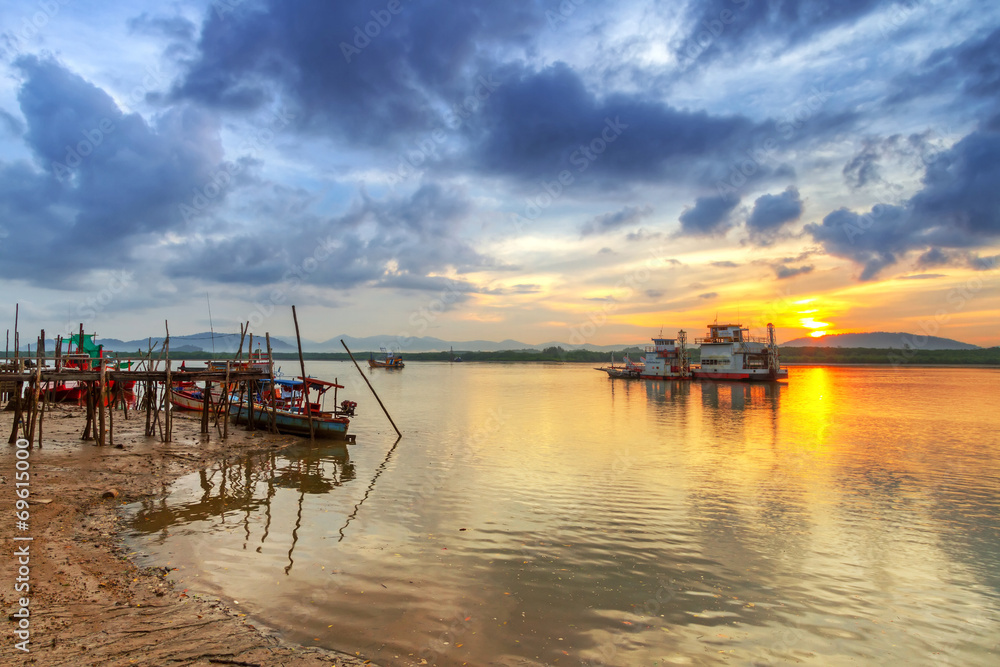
1,0,999,347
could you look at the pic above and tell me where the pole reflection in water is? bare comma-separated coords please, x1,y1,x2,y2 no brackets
128,363,1000,666
130,441,356,576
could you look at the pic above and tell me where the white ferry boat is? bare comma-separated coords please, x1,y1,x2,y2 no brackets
692,323,787,381
639,331,692,380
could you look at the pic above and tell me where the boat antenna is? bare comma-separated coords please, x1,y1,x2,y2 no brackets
206,293,216,356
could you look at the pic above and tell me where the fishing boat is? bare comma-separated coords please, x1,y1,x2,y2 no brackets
595,353,643,378
229,376,354,439
43,332,135,402
368,346,404,369
692,323,787,381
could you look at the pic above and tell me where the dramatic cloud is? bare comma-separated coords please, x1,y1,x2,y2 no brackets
774,264,814,280
842,132,935,190
806,124,1000,279
678,195,739,236
580,204,652,236
165,184,491,291
674,0,893,70
0,56,230,286
747,186,803,237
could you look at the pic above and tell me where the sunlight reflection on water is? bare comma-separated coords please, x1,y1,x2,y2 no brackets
127,363,1000,666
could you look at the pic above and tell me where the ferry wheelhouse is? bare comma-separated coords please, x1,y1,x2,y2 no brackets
692,323,787,381
639,331,692,380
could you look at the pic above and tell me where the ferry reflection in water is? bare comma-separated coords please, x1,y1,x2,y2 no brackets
129,363,1000,666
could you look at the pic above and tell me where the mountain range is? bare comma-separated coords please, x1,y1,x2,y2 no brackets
14,331,983,354
780,332,980,350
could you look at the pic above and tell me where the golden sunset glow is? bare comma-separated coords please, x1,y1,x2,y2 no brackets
811,331,828,338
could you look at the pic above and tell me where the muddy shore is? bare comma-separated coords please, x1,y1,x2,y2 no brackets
1,403,375,666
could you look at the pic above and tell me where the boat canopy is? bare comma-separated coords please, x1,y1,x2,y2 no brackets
268,377,345,391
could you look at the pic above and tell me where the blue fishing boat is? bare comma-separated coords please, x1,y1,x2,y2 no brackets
229,377,355,439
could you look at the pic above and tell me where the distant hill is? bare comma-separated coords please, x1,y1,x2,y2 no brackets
781,332,979,350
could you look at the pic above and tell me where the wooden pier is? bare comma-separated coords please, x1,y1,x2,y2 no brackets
2,323,278,448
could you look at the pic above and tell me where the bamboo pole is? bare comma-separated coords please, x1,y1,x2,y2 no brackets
8,305,21,444
201,380,211,435
291,306,315,442
98,352,107,446
36,331,47,448
223,360,231,440
266,333,277,433
164,322,171,442
341,339,401,438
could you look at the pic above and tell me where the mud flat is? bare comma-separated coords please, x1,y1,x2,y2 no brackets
0,404,374,666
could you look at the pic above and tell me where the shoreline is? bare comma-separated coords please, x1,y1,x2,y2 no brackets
1,404,374,666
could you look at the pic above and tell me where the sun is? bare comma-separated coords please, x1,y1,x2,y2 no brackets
810,331,828,338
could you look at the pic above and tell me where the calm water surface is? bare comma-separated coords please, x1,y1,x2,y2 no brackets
127,363,1000,666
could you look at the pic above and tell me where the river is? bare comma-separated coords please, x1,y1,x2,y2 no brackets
127,363,1000,666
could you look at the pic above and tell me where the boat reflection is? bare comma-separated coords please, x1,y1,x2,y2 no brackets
131,442,355,573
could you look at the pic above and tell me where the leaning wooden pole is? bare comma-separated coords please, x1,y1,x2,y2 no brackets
291,306,315,442
341,339,402,438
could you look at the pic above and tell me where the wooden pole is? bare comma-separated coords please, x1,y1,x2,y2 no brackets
223,360,231,440
82,381,94,441
164,321,171,443
266,333,277,433
341,339,401,438
98,351,107,446
291,306,315,442
36,331,47,448
8,305,21,444
201,380,211,435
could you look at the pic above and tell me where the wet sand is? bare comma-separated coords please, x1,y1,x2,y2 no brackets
0,402,374,666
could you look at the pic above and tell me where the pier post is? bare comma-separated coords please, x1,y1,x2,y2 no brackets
292,306,316,442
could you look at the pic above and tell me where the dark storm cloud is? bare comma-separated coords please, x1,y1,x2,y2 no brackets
889,26,1000,109
580,204,652,236
165,184,492,291
806,125,1000,280
0,56,230,286
170,0,541,144
675,0,893,71
678,195,739,236
747,186,802,234
474,62,766,183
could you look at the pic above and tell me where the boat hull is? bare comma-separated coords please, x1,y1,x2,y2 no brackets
368,360,404,368
692,369,788,381
229,402,350,439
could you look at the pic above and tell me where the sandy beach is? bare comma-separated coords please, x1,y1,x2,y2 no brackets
1,402,374,666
